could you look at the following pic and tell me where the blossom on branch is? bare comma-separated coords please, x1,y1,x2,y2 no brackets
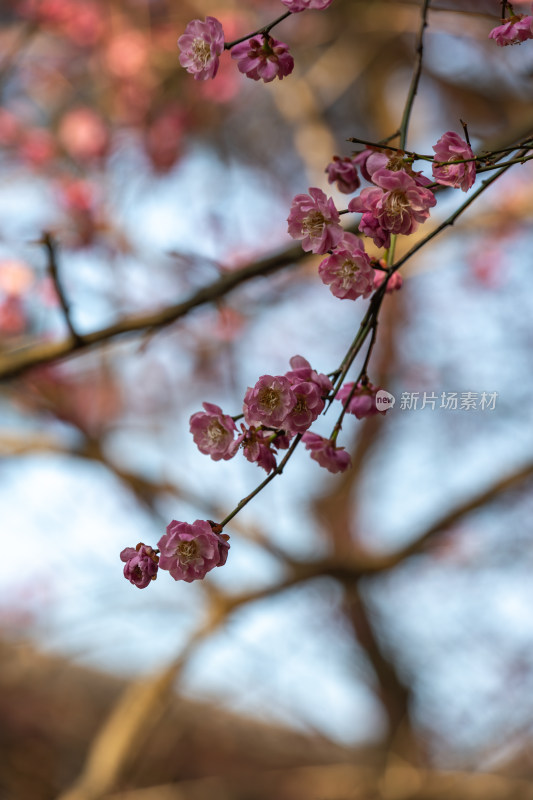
281,0,334,11
189,402,237,461
287,188,343,254
231,35,294,82
326,156,360,194
178,17,225,80
432,131,476,192
158,520,229,582
120,543,159,588
243,374,295,428
336,381,386,419
349,170,436,248
237,424,279,473
284,355,333,396
302,432,351,473
489,13,533,46
318,232,375,300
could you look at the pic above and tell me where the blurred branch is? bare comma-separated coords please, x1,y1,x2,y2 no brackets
0,240,311,382
41,231,83,346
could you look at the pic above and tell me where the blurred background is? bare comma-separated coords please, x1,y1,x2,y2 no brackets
2,0,533,798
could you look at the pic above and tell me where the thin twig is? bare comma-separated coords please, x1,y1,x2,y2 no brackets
41,232,83,346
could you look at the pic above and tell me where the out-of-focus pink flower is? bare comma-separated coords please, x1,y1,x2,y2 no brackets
63,1,104,46
432,131,476,192
373,267,403,293
0,295,27,334
318,232,375,300
189,402,237,461
302,432,351,473
325,156,360,194
178,17,225,81
58,108,108,161
0,110,21,147
284,355,332,396
0,259,34,296
19,128,56,166
17,0,71,25
287,188,344,254
336,381,386,419
158,519,229,582
120,543,159,588
145,109,183,172
231,34,294,82
243,374,295,428
489,13,533,45
106,29,149,78
281,0,334,11
237,424,279,473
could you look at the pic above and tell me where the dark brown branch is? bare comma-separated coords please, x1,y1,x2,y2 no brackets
0,240,309,383
42,232,83,346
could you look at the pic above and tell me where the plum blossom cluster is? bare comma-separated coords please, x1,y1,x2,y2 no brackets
190,355,335,474
178,1,334,84
121,520,230,588
489,5,533,46
287,130,476,296
189,356,393,478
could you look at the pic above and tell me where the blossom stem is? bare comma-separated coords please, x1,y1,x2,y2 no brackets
399,0,431,150
224,11,292,50
219,434,302,528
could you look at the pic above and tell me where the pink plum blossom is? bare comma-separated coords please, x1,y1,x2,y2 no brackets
287,188,344,254
432,131,476,192
283,380,324,434
189,402,237,461
318,232,375,300
348,187,390,249
284,355,333,396
237,424,279,473
178,17,225,80
349,171,436,247
489,13,533,45
243,374,295,428
281,0,334,10
354,148,431,187
373,268,403,293
120,543,159,588
302,432,351,473
336,381,385,419
230,35,294,82
158,519,229,582
326,156,360,194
